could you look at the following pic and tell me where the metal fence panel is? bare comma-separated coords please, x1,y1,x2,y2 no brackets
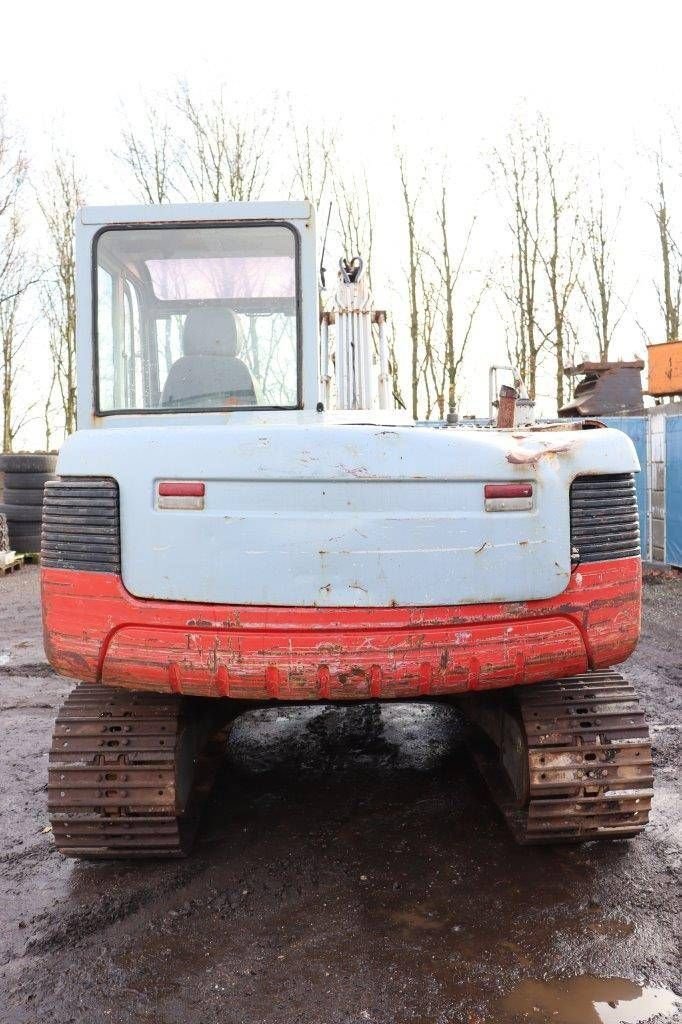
602,417,649,558
665,416,682,567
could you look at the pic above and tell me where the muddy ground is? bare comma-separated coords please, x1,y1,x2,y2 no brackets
0,566,680,1024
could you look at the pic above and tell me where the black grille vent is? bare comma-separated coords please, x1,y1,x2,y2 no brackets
570,473,640,564
41,478,120,573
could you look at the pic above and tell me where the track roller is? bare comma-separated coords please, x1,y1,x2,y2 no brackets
48,684,237,859
460,671,653,844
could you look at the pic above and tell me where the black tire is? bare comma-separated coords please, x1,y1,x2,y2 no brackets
0,453,57,473
7,529,42,553
10,543,41,555
3,487,45,506
2,471,53,489
0,504,43,523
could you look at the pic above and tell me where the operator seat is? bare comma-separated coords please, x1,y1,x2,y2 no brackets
161,307,256,408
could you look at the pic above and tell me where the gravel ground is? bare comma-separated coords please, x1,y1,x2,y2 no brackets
0,566,680,1024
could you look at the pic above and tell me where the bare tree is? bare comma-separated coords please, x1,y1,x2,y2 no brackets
334,171,374,288
0,101,31,451
43,361,57,451
287,118,335,211
1,227,35,451
418,253,441,417
0,101,28,304
397,154,485,420
412,184,486,420
398,152,422,419
493,115,582,408
491,119,543,399
536,118,582,409
119,102,177,203
580,179,626,360
651,148,682,341
176,84,273,202
387,325,406,410
39,152,85,437
435,186,483,417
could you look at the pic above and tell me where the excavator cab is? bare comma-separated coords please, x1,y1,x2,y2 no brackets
87,209,306,417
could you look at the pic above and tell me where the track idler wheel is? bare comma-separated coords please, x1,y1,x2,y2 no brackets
460,671,654,844
48,684,236,859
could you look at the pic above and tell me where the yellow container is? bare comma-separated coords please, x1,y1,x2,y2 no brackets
647,341,682,396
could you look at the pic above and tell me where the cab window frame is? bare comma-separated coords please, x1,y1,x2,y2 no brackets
92,220,303,416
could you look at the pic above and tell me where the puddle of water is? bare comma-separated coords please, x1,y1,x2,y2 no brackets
501,975,679,1024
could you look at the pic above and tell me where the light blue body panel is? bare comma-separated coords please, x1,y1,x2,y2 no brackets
665,415,682,567
56,417,639,607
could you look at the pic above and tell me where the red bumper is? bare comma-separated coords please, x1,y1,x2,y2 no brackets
41,558,641,700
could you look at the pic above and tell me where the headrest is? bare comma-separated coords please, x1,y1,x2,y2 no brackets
182,308,238,358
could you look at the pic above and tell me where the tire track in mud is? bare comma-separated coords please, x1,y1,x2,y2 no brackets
24,858,213,956
0,662,56,678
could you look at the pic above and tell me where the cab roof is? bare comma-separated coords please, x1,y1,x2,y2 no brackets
79,200,313,226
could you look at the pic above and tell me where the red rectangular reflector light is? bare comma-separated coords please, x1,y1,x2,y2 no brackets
158,481,205,497
484,483,533,499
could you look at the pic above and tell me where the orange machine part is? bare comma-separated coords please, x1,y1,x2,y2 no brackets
41,558,641,701
647,340,682,397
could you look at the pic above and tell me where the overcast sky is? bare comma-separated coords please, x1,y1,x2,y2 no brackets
2,0,682,442
4,1,679,142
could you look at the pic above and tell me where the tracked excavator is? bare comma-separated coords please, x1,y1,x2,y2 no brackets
42,201,652,857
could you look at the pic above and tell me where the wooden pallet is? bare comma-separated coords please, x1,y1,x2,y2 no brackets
0,553,25,575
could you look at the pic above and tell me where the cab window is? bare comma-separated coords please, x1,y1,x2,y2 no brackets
94,224,300,412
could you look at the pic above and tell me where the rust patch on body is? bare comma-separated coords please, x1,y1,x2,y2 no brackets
506,439,574,465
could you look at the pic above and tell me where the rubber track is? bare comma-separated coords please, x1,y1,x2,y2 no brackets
48,684,225,859
471,670,653,844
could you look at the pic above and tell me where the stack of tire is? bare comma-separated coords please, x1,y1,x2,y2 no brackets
0,452,58,554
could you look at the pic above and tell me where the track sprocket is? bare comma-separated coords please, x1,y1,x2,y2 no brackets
48,684,235,859
461,671,653,844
